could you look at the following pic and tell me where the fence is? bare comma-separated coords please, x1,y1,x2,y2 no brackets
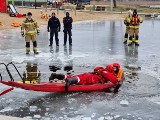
13,0,160,13
14,1,47,7
91,0,160,6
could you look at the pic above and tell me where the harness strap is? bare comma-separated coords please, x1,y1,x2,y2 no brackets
91,72,108,84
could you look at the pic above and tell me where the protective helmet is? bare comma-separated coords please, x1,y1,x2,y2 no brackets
133,9,137,16
27,12,32,16
113,62,120,69
106,64,114,72
94,66,104,72
128,10,132,15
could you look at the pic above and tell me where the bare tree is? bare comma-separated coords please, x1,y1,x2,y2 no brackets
113,0,117,8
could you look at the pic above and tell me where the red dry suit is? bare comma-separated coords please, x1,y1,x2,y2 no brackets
66,70,118,85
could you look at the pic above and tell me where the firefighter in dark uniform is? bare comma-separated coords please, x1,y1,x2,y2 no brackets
63,12,73,46
47,12,61,47
21,12,40,54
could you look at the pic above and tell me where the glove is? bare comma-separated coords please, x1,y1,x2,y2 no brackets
90,72,98,74
37,29,40,35
64,66,73,71
58,29,60,32
49,65,61,72
114,83,121,94
48,29,50,32
21,31,24,37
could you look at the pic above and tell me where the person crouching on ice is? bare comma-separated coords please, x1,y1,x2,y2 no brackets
112,62,125,93
49,64,119,92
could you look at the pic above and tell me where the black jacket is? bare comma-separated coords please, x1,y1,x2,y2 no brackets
63,16,73,29
48,16,61,31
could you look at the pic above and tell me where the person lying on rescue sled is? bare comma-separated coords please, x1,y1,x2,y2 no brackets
49,64,122,92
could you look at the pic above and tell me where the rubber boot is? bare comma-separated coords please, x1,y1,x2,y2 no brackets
49,73,65,81
65,77,78,92
128,36,133,46
26,42,30,55
123,34,128,44
134,35,139,46
34,50,39,55
123,40,127,44
135,43,139,46
26,47,30,55
33,41,39,54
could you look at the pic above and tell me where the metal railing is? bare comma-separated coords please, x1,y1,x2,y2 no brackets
0,62,23,82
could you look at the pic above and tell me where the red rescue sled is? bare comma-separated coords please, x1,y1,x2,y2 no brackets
0,80,115,92
0,62,116,96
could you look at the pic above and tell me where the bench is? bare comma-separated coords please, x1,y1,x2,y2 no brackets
96,6,106,11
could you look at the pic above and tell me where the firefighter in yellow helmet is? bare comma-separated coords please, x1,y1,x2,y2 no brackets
123,10,132,44
21,12,40,54
128,9,143,46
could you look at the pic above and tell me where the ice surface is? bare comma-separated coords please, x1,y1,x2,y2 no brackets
0,107,13,112
114,115,121,119
29,106,37,112
1,20,160,120
82,117,92,120
147,96,160,105
33,114,41,118
120,100,129,107
91,112,96,118
104,116,113,120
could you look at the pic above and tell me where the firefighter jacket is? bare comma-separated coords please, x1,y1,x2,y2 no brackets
130,15,143,29
124,15,131,28
63,16,73,29
21,18,38,35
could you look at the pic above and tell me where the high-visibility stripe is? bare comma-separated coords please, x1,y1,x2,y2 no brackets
26,47,30,53
26,31,36,35
128,40,132,43
134,40,139,43
124,38,128,41
130,26,139,29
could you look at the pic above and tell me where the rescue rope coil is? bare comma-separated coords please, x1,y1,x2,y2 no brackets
11,22,21,27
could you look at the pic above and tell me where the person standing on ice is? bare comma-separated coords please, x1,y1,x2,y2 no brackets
123,10,132,44
21,12,40,55
49,64,119,92
128,9,143,46
47,12,61,47
63,12,73,46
